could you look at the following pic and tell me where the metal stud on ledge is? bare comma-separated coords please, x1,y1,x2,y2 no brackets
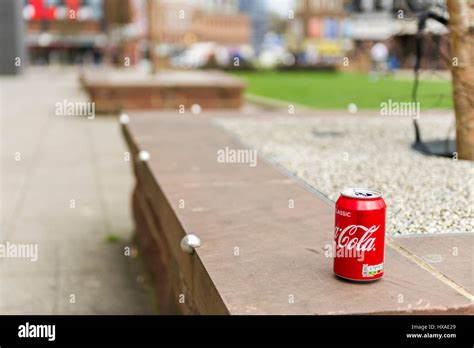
138,150,150,162
119,113,130,125
180,234,201,254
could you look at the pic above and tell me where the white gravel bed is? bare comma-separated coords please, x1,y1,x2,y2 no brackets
214,114,473,235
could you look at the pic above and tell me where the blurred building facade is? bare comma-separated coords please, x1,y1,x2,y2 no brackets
344,0,450,70
285,0,450,70
24,0,107,64
19,0,453,71
148,0,250,68
295,0,347,39
148,0,250,46
22,0,148,65
288,0,348,67
239,0,268,54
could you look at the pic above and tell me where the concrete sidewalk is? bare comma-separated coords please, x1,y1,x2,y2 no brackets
0,67,153,314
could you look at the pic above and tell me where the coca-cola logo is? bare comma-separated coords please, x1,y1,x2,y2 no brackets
335,224,379,252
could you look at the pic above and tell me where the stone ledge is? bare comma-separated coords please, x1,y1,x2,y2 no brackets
389,234,473,295
81,68,246,113
122,110,473,315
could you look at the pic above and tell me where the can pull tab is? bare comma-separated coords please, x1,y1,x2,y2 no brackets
354,190,372,197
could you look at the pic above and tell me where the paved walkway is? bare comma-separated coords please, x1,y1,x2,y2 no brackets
0,67,153,314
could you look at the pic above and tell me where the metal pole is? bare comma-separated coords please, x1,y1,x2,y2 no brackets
0,0,27,75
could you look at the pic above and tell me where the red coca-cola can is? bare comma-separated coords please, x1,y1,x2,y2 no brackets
333,188,386,281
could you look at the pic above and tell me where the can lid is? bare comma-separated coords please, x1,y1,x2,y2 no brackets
340,188,382,199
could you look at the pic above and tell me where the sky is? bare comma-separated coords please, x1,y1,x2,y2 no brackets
266,0,294,17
